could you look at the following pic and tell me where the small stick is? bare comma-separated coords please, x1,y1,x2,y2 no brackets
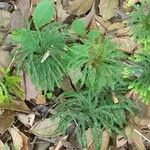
134,129,150,143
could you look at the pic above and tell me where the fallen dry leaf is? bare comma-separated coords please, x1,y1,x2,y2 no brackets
0,1,14,12
0,10,11,28
89,18,97,31
49,147,55,150
99,0,119,20
19,131,29,150
0,140,10,150
0,99,30,113
31,0,40,5
85,128,95,150
22,73,38,100
8,127,23,150
0,33,4,46
0,49,10,68
116,135,128,148
108,22,125,31
144,104,150,119
62,0,94,16
18,0,30,19
78,3,95,28
8,127,28,150
127,0,140,6
133,116,143,126
125,125,146,150
86,129,110,150
117,27,130,36
30,118,61,137
126,91,147,118
10,10,25,31
17,113,35,128
35,142,50,150
140,119,150,129
0,109,4,115
54,135,70,150
0,110,16,135
60,76,74,92
35,94,46,105
95,15,111,34
101,130,110,150
56,0,69,23
111,37,137,54
10,0,30,31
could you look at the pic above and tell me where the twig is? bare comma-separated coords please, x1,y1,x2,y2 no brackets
134,129,150,143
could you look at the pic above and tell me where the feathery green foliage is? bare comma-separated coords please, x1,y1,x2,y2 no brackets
55,91,135,149
129,0,150,52
64,29,125,91
12,0,69,92
124,54,150,104
56,21,134,149
126,0,150,103
0,68,24,105
11,1,136,149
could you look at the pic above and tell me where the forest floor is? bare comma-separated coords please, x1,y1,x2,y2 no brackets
0,0,150,150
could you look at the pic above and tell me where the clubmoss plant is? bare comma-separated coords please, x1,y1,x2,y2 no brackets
126,0,150,103
11,0,135,149
12,0,69,92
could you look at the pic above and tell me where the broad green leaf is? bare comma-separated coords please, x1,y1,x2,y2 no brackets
33,0,54,29
71,19,86,36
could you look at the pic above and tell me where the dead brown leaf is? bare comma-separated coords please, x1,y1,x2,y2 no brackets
0,109,4,115
116,135,128,148
95,15,111,34
144,104,150,119
18,0,30,19
35,142,51,150
99,0,119,20
101,130,110,150
0,99,30,113
78,3,95,29
22,74,38,100
10,10,24,31
108,22,125,31
86,128,95,150
0,49,10,68
0,10,11,28
49,147,55,150
10,0,30,31
17,113,35,128
117,27,130,36
125,125,146,150
31,0,40,5
111,37,137,54
62,0,94,16
54,135,71,150
8,127,23,150
60,76,74,92
20,131,29,150
0,110,16,135
56,0,70,23
0,140,10,150
86,129,110,150
35,94,46,105
126,91,147,118
30,118,61,137
127,0,140,6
